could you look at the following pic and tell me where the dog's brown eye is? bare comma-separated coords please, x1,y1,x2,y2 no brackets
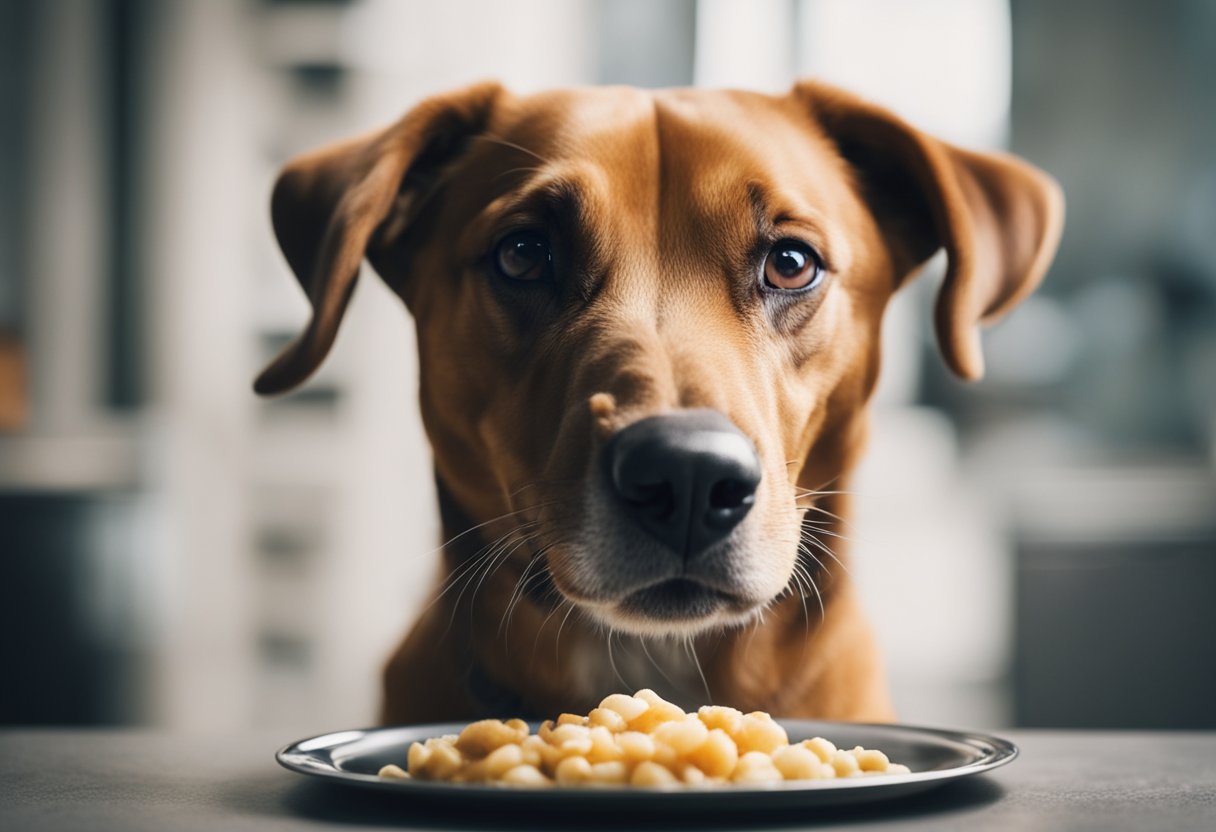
763,241,823,292
494,231,551,281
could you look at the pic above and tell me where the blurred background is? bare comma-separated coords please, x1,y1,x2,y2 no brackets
2,0,1214,734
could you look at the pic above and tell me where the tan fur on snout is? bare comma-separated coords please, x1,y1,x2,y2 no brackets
257,80,1063,724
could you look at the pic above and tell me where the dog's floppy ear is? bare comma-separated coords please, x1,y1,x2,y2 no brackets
796,81,1064,380
254,82,503,396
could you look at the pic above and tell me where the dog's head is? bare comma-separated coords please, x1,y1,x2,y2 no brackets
256,82,1062,637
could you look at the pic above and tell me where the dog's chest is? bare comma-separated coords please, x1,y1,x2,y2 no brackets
566,635,712,709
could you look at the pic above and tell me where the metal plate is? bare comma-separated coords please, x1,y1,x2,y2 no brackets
277,720,1017,812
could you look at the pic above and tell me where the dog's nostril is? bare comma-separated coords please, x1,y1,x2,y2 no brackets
625,482,676,520
709,478,754,511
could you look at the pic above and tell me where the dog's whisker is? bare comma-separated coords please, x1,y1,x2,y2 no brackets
498,548,553,640
685,636,712,705
498,556,538,640
807,530,854,550
530,582,571,667
638,637,677,690
606,629,630,691
797,559,826,610
529,545,568,619
442,525,538,637
793,559,825,623
430,554,503,639
792,490,855,505
796,510,841,524
793,486,853,495
796,515,852,538
554,602,578,666
801,533,851,577
792,491,849,503
506,499,580,527
802,470,850,496
469,527,544,625
792,497,856,526
474,133,552,166
425,505,547,563
796,516,855,545
797,542,831,586
790,564,818,667
795,581,812,633
793,495,851,516
779,566,809,652
743,608,764,660
421,521,540,618
798,521,844,538
504,478,582,501
491,164,547,182
788,561,810,620
793,499,858,535
433,549,494,598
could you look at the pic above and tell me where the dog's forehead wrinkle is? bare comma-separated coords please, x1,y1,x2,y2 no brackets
503,87,660,211
648,91,863,266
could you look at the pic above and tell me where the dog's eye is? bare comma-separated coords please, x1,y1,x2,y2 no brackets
494,231,552,281
762,241,823,292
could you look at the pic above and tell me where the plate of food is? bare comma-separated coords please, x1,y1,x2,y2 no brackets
277,689,1016,812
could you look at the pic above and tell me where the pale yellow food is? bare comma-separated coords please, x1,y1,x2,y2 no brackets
379,689,911,788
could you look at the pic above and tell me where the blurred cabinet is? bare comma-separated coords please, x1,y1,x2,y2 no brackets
1012,465,1216,728
0,493,147,725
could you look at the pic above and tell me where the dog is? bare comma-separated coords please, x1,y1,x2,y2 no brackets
255,80,1063,725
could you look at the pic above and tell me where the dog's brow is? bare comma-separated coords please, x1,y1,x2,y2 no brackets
474,134,552,166
746,183,774,238
500,177,589,230
744,182,839,271
747,183,815,239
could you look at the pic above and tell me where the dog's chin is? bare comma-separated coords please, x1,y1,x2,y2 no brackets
588,579,760,638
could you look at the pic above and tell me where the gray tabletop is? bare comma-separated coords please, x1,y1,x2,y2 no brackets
1,729,1214,831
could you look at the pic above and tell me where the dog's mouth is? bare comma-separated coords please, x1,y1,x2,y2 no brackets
617,578,737,621
587,576,763,636
527,551,751,629
534,534,770,635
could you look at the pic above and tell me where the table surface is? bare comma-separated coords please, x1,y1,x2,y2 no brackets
1,729,1214,831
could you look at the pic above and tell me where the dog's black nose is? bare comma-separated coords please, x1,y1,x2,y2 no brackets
606,409,761,558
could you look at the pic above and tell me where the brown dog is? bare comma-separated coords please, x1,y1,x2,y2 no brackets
255,80,1062,725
